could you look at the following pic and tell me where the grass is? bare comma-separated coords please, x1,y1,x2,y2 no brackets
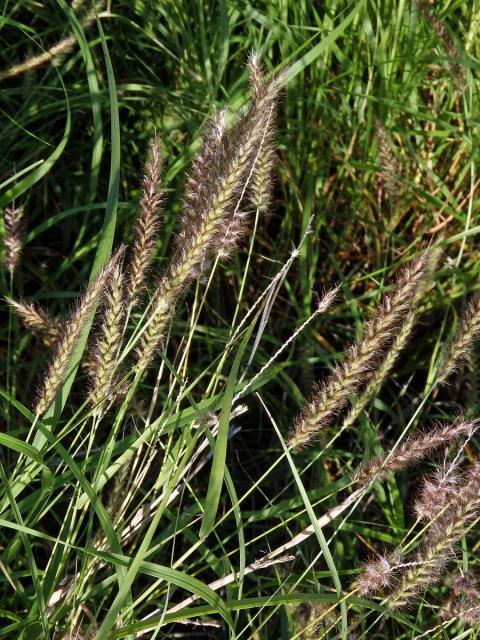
2,1,480,638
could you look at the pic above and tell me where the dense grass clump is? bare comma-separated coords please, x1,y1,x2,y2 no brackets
1,2,480,638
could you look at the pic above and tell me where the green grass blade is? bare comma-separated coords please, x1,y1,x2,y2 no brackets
57,0,103,204
264,397,348,640
0,433,43,465
200,323,255,537
0,464,49,639
89,10,120,279
281,0,366,86
31,7,121,436
0,83,71,210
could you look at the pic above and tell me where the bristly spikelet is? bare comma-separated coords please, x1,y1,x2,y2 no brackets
374,117,403,198
5,297,60,345
249,54,278,213
414,470,460,521
180,107,228,246
289,251,438,449
441,571,480,623
353,419,477,485
437,293,480,386
88,261,125,416
135,59,284,370
250,143,276,212
217,55,284,258
3,205,24,274
126,135,164,309
387,461,480,609
342,310,417,432
34,251,122,415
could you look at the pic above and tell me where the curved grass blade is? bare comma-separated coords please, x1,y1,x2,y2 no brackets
57,0,104,204
110,593,421,637
0,80,71,210
0,433,43,465
32,7,121,435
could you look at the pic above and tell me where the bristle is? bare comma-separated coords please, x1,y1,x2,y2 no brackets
289,251,438,449
34,250,122,415
414,470,460,521
3,205,24,274
356,555,394,596
5,297,60,344
126,135,164,309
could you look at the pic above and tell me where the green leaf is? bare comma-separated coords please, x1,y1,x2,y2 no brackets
266,400,348,640
0,433,43,465
200,323,254,537
280,0,366,86
56,0,104,204
0,82,71,210
109,593,422,637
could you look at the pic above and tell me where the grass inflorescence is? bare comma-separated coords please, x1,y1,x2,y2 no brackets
2,3,480,639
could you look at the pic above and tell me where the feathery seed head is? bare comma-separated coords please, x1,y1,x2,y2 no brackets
437,292,480,386
356,555,394,595
247,54,281,213
88,260,126,417
0,1,105,82
375,117,403,198
414,470,460,521
6,297,60,345
34,249,123,415
250,144,277,212
289,251,438,449
135,58,283,370
126,135,164,308
342,310,417,433
354,419,477,485
452,571,480,599
417,0,465,91
3,205,24,274
440,571,480,623
387,461,480,609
